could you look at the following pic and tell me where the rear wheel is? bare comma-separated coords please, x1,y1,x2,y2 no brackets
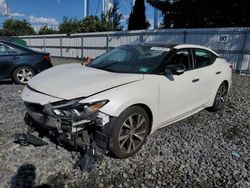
210,82,228,111
109,106,150,158
12,66,35,84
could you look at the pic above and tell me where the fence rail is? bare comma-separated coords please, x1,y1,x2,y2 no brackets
20,27,250,73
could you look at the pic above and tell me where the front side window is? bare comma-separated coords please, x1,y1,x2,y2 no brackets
193,49,212,69
167,49,191,70
0,44,17,55
88,45,169,74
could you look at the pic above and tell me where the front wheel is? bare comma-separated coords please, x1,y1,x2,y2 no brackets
12,66,35,84
210,82,228,111
109,106,150,158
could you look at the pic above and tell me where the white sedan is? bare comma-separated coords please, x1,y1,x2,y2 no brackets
22,43,232,158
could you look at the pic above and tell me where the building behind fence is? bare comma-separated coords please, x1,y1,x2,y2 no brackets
20,27,250,73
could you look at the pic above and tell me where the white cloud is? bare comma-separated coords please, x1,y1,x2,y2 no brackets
29,15,59,26
32,24,58,32
32,25,42,32
57,0,62,3
0,0,9,16
10,12,25,17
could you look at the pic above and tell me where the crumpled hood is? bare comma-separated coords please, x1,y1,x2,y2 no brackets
27,63,143,100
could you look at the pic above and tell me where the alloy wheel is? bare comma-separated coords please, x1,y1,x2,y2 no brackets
16,68,33,84
215,84,227,109
118,113,147,153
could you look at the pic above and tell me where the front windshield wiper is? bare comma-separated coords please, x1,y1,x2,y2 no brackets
92,61,120,70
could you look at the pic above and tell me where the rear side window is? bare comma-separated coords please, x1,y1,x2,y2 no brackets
193,49,213,69
0,44,18,55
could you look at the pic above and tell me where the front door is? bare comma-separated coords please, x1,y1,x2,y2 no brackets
157,49,205,127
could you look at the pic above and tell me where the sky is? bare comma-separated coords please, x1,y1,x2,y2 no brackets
0,0,162,31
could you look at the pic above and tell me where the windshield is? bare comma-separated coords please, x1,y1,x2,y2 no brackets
88,45,170,74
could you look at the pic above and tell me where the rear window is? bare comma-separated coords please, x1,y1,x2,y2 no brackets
193,49,215,69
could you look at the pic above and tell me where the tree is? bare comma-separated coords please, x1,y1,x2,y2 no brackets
81,16,103,32
101,3,123,31
128,0,150,30
59,17,82,34
2,18,35,36
38,25,58,35
0,28,3,36
147,0,250,28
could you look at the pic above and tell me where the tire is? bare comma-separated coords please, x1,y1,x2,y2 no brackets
210,82,228,111
109,106,150,158
12,66,35,84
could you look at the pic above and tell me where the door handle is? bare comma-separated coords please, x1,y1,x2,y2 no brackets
192,78,199,83
216,71,221,75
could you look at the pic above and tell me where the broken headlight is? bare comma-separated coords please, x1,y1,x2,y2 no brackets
51,99,109,118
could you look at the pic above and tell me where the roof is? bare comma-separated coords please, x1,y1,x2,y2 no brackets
139,42,180,49
135,42,219,57
174,44,220,56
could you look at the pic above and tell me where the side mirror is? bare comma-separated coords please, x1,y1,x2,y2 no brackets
164,63,186,75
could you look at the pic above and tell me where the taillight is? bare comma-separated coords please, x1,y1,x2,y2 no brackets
43,54,50,62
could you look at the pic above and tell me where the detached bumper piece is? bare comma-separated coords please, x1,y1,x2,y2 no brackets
13,133,48,147
75,142,105,172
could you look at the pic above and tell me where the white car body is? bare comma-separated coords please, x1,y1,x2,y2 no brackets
21,43,232,157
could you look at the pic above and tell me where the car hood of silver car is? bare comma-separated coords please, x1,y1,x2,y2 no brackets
27,63,143,100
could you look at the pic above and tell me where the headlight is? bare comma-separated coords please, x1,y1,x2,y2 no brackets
51,100,109,118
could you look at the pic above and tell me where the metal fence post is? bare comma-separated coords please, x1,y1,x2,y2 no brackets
140,33,144,42
81,35,84,59
183,30,187,43
238,31,248,74
43,37,45,52
60,35,62,57
106,34,110,51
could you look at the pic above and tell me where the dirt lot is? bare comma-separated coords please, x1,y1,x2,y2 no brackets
0,59,249,187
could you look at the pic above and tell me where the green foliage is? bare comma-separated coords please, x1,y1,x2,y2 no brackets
128,0,150,30
2,18,35,36
59,6,123,34
0,28,3,36
81,16,103,32
101,3,123,31
147,0,250,28
38,25,58,35
59,17,82,34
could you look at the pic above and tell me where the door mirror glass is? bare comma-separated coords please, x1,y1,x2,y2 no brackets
165,63,186,75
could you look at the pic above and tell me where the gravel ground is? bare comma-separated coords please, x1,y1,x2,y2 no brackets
0,62,249,187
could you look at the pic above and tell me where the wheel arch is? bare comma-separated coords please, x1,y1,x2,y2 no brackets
222,80,229,91
11,64,35,78
128,103,154,135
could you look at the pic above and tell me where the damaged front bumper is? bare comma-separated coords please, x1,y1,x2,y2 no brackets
24,100,114,150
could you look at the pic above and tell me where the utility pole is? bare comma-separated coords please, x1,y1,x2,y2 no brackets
154,8,158,29
102,0,109,14
83,0,89,18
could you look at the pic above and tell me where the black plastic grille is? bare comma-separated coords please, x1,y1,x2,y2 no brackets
25,102,44,113
93,129,107,149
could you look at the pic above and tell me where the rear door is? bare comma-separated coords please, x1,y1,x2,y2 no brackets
191,48,217,105
0,43,19,80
